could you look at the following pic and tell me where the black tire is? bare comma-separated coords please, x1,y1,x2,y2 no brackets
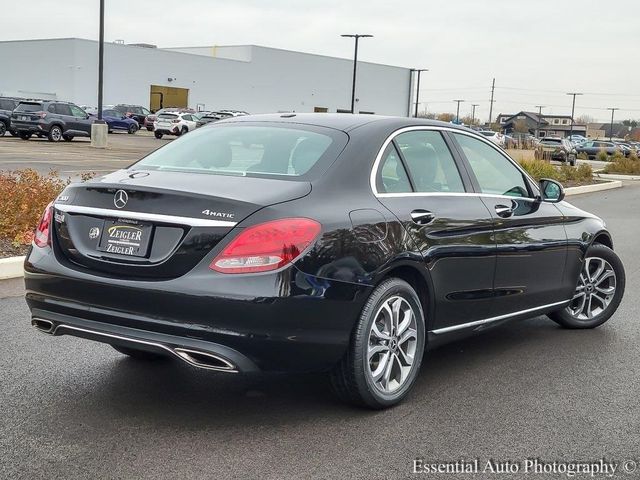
180,126,188,136
568,154,576,167
548,244,625,329
19,132,31,140
146,126,154,131
47,125,63,142
0,122,6,136
154,131,163,139
111,344,166,361
330,278,426,409
128,124,138,134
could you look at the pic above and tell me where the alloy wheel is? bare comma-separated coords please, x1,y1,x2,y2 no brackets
367,296,418,394
567,256,617,320
51,127,62,141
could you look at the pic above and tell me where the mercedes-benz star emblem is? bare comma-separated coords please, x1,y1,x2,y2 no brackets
114,190,128,209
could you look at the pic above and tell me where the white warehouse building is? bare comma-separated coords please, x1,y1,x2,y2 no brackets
0,38,413,116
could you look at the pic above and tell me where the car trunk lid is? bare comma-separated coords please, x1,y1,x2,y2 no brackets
52,169,311,278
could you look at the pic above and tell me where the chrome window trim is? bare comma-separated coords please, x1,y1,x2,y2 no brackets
370,125,540,199
54,204,237,227
430,299,570,335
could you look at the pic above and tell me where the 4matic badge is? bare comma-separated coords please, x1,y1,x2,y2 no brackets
201,209,235,219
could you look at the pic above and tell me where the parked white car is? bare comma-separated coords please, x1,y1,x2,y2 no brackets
153,112,198,139
478,130,505,147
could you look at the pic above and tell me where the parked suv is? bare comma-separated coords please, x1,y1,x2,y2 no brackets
0,97,21,136
153,112,198,139
575,140,626,160
11,100,94,142
146,107,195,131
114,104,151,129
538,137,577,165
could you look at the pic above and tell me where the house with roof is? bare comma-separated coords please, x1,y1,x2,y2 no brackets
497,111,587,138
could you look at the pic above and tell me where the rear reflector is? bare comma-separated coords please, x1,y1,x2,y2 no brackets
34,202,53,248
210,218,321,274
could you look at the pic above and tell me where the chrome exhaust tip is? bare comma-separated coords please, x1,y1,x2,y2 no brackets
32,318,55,334
173,347,237,372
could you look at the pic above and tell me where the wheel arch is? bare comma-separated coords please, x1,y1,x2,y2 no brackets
376,262,434,332
590,230,613,250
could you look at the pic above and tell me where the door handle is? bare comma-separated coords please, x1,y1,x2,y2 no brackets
410,209,435,225
494,204,514,218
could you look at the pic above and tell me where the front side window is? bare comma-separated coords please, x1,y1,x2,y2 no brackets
453,133,530,198
134,124,345,179
70,105,86,117
395,131,465,193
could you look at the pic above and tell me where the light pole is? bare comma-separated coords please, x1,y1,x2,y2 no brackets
453,99,465,124
535,105,545,137
341,34,373,114
566,92,583,139
411,68,428,117
607,108,619,141
471,104,479,125
91,0,108,148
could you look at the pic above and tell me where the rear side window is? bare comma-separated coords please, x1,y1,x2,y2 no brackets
55,104,72,116
395,131,465,193
377,144,412,193
15,102,43,112
453,133,530,198
0,99,16,110
133,124,346,179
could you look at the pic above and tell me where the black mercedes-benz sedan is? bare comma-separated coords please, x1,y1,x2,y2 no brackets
25,114,625,408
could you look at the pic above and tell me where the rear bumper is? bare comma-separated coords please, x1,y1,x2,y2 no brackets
24,246,371,373
12,121,46,133
155,127,179,135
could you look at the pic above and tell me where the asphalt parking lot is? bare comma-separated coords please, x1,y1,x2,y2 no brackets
1,184,639,479
0,131,170,178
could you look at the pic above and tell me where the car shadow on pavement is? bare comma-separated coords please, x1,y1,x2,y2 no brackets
49,314,619,425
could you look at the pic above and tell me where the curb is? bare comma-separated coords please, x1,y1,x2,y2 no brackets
0,256,25,280
565,180,622,196
596,173,640,181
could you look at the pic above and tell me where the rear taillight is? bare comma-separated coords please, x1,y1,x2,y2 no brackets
34,202,54,248
38,111,47,119
210,218,321,274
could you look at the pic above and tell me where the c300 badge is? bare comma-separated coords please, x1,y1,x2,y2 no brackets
89,227,100,239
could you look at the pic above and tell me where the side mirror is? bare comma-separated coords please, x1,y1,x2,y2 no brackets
539,178,565,203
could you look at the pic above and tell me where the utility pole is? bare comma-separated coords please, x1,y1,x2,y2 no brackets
488,78,496,126
535,105,545,137
566,92,583,139
91,0,108,148
607,108,619,142
453,99,465,124
341,34,373,114
471,104,479,125
411,68,429,117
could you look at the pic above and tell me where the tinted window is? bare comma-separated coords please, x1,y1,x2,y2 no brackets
0,99,17,110
395,131,465,193
134,124,345,179
48,104,56,113
114,105,128,113
377,144,412,193
141,107,150,115
541,139,562,145
103,110,118,117
55,104,72,116
15,102,44,112
454,133,530,198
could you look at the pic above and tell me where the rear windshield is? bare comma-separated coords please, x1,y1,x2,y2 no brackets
132,123,347,179
479,131,495,136
15,102,44,112
541,139,562,144
158,114,178,119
